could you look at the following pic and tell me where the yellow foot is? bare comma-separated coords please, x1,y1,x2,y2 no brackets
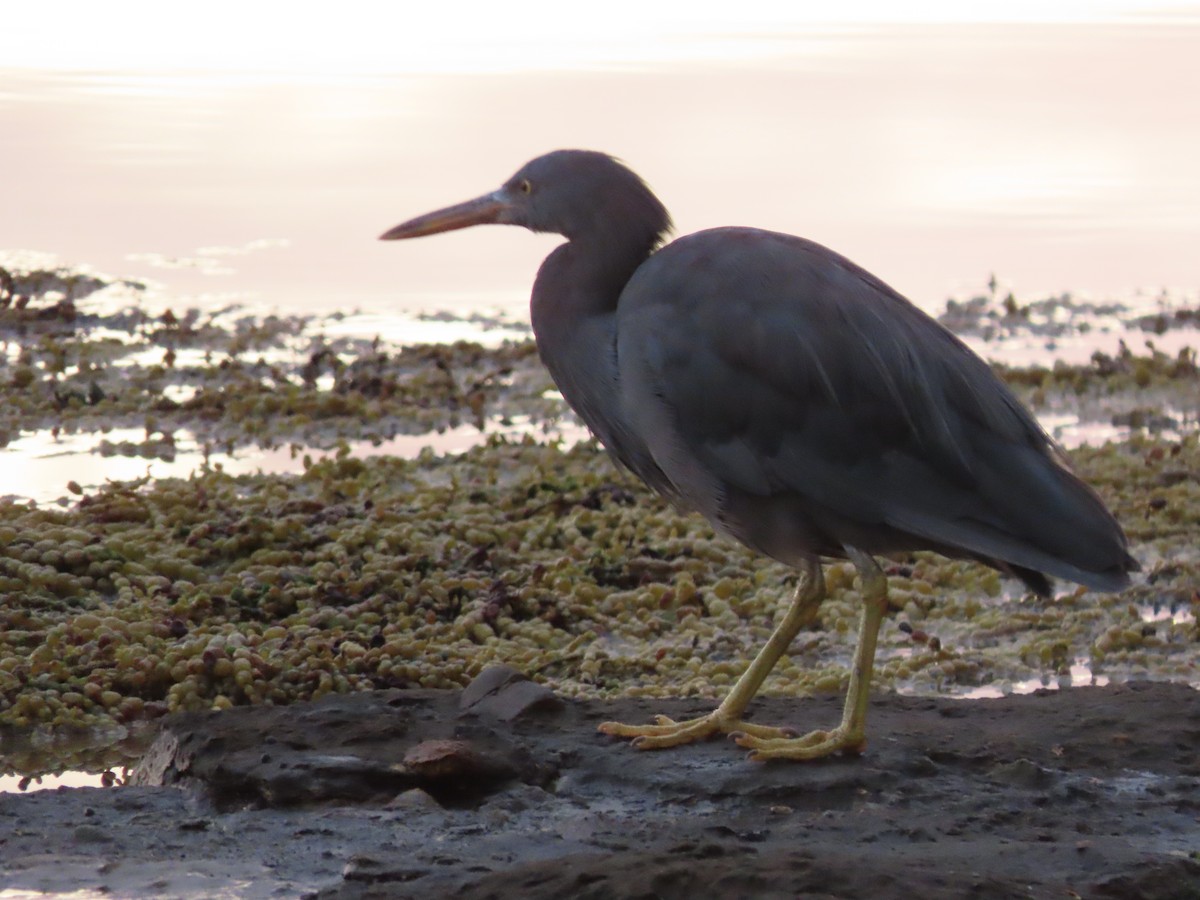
732,725,866,762
598,713,797,750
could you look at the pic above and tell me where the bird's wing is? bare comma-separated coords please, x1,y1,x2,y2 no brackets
616,228,1124,581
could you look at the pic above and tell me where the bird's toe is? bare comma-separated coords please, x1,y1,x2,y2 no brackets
739,726,866,761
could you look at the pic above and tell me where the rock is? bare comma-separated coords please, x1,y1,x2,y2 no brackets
130,683,559,809
397,738,523,804
385,788,441,811
72,824,113,843
988,757,1057,789
458,665,563,721
400,739,488,778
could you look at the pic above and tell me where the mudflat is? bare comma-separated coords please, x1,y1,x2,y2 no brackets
3,672,1198,899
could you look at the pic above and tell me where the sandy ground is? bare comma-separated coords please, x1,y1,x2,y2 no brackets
2,669,1198,899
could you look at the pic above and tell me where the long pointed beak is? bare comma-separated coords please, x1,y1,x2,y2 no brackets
379,191,508,241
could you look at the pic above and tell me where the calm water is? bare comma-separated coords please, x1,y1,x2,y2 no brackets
1,20,1198,502
4,22,1199,321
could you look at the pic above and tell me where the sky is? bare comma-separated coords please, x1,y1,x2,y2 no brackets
5,1,1200,75
4,1,1199,317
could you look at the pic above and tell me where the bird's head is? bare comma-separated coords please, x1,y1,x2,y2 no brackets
380,149,671,250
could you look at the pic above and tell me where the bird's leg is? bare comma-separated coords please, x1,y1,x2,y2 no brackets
733,547,887,761
598,559,824,749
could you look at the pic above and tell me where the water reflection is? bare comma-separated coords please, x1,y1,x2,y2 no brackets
0,414,590,506
0,770,110,793
0,279,1191,507
951,662,1111,701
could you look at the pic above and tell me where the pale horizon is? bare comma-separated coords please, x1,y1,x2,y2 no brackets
6,1,1200,75
3,7,1199,318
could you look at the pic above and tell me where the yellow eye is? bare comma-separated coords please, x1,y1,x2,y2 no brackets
519,179,532,194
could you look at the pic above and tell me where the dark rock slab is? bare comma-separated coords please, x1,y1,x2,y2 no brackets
4,675,1198,899
458,664,563,721
131,674,561,809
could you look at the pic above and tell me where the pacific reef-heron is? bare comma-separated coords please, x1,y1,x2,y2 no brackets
381,149,1137,761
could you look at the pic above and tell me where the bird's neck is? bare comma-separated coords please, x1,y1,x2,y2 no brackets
531,240,641,319
529,240,646,447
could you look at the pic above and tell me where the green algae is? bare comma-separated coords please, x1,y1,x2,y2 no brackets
0,266,1197,778
0,435,1195,770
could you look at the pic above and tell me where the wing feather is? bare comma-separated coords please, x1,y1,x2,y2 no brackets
617,227,1130,588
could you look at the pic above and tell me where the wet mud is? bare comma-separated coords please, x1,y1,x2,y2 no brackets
3,671,1199,899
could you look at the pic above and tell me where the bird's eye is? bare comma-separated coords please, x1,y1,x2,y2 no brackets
519,179,532,194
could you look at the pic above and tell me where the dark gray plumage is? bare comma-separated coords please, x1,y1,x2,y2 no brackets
382,149,1137,761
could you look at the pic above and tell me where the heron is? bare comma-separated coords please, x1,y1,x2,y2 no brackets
380,150,1137,761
